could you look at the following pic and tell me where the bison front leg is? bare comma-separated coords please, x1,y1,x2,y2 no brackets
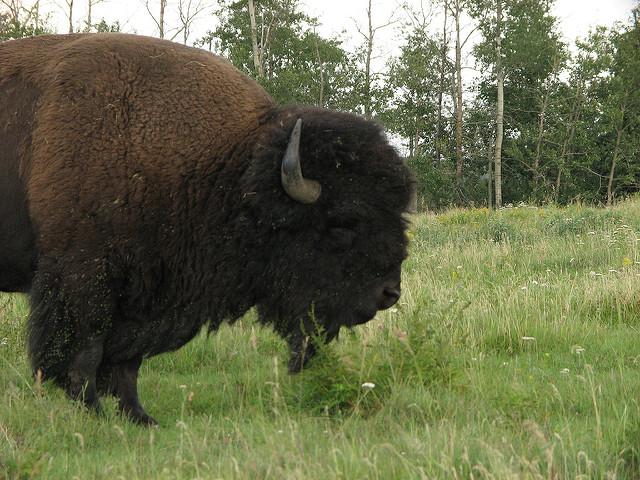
66,336,104,412
110,358,157,426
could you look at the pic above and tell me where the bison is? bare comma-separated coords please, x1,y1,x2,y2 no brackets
0,33,414,424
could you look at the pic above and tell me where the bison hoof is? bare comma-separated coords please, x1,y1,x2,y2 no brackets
128,410,158,426
132,412,158,426
120,406,158,426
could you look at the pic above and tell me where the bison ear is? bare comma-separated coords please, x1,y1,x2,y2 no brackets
281,118,322,204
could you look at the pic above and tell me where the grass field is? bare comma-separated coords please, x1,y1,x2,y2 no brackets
2,199,640,479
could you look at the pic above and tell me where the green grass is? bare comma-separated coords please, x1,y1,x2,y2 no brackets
3,199,640,478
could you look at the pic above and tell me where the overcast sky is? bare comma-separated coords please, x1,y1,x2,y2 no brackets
43,0,637,61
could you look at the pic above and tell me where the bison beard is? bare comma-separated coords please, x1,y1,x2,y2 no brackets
0,33,414,425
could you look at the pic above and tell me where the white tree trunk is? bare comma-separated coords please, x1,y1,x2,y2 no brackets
607,101,626,206
454,0,463,190
248,0,264,78
494,0,504,208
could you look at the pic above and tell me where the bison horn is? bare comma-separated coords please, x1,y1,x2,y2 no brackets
281,119,321,204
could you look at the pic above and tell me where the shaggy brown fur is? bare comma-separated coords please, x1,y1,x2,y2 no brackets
0,33,413,424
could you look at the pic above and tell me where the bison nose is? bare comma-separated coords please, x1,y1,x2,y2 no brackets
378,286,401,310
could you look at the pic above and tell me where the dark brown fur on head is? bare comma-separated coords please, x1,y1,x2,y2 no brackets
244,107,413,367
0,33,413,422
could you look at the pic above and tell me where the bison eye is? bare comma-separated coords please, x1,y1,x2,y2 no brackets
328,227,356,251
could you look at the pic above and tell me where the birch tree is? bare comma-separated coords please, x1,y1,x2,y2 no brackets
84,0,96,30
247,0,265,77
354,0,395,119
145,0,167,38
208,0,356,109
493,0,503,207
177,0,207,45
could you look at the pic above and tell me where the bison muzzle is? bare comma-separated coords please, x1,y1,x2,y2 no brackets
0,33,414,424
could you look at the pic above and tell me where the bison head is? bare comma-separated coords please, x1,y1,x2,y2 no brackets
243,108,414,372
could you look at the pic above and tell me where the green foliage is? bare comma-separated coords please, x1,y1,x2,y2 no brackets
384,23,442,155
407,153,456,210
92,19,121,33
0,12,51,41
465,0,640,206
201,0,359,109
287,299,459,416
471,0,569,204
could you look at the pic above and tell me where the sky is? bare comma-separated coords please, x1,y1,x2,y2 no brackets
311,0,635,49
37,0,638,68
41,0,637,51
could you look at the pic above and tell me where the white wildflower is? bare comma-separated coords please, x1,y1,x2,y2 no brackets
571,345,585,355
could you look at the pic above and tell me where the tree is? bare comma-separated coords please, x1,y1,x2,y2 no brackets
353,0,395,120
447,0,476,194
205,0,357,109
549,28,615,203
604,12,640,204
436,0,451,164
493,0,503,207
385,15,451,209
0,0,50,39
145,0,168,39
386,7,441,158
177,0,207,45
84,0,104,31
93,18,120,32
247,0,264,77
62,0,74,32
472,0,567,204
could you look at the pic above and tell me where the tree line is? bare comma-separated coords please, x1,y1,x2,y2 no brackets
2,0,639,210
